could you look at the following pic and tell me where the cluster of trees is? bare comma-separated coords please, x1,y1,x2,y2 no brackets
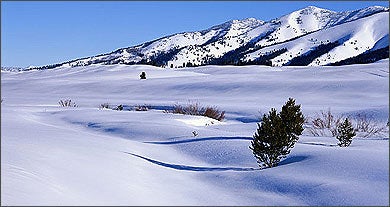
286,41,341,66
209,47,287,66
31,50,122,70
33,63,64,70
138,47,182,67
244,48,288,66
250,98,357,169
90,96,360,170
329,47,389,66
209,41,258,65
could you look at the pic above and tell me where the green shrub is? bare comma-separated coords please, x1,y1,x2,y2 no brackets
250,98,304,168
140,71,146,79
336,118,356,147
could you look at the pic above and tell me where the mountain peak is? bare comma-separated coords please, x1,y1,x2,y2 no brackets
296,5,334,14
363,5,389,10
29,5,389,70
357,5,389,13
208,17,264,32
303,5,322,10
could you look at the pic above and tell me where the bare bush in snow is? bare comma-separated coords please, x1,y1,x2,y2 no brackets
135,105,149,111
203,106,225,121
170,101,225,121
353,113,387,138
114,104,123,111
99,103,111,109
58,99,77,107
306,109,388,138
306,108,342,137
173,102,202,115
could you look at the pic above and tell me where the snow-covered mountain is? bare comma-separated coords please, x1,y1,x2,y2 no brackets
0,66,26,72
32,6,389,69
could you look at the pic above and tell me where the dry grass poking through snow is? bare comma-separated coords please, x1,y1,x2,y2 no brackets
306,109,388,138
99,103,111,109
58,99,77,107
134,105,149,111
170,102,225,121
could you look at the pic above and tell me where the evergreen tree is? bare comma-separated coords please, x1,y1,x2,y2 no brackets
250,108,285,168
186,62,193,67
140,71,146,79
336,118,356,147
250,98,304,168
280,98,305,148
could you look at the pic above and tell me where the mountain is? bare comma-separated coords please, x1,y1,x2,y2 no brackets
30,6,389,70
0,67,26,72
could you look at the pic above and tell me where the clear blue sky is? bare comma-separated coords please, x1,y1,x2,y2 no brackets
2,1,388,67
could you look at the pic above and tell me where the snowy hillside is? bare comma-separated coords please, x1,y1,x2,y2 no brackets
244,11,389,66
20,5,388,71
0,67,26,72
2,60,389,205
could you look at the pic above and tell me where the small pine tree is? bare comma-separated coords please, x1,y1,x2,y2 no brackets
250,109,285,168
140,71,146,79
280,98,305,147
250,98,304,168
336,118,356,147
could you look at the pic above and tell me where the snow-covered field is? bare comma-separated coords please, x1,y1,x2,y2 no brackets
1,61,389,205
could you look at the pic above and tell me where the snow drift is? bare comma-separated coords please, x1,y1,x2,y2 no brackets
1,59,389,205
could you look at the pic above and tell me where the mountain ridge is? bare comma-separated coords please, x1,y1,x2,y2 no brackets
10,5,389,71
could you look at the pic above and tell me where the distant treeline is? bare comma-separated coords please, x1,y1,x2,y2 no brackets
329,47,389,66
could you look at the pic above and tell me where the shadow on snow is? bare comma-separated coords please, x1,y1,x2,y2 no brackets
279,155,309,166
298,141,338,147
123,152,259,172
144,136,252,145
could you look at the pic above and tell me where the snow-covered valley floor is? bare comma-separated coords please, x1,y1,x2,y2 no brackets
1,61,389,205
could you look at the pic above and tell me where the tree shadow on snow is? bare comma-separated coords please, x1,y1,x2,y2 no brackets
298,141,338,147
123,152,258,172
235,117,260,123
279,155,309,166
144,136,252,145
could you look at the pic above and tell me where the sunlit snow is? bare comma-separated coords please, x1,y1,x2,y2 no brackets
1,60,388,205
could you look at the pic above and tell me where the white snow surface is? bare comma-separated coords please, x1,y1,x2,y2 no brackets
245,11,389,66
1,61,389,205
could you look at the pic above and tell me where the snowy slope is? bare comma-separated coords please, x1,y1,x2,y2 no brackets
20,5,388,70
2,60,389,205
244,11,389,66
